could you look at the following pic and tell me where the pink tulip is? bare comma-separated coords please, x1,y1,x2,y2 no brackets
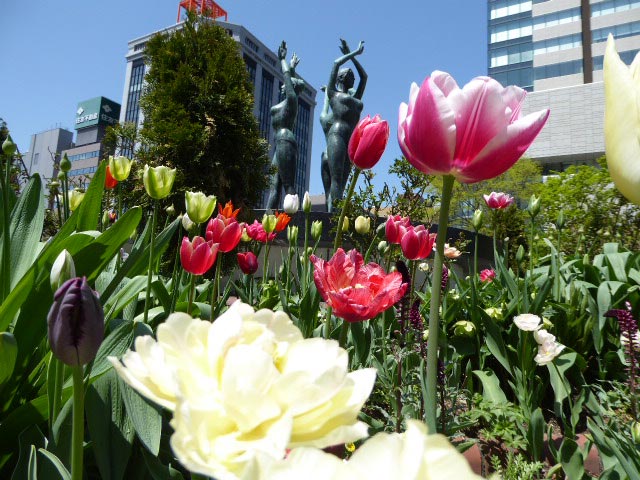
206,215,243,253
246,220,276,243
385,215,411,244
398,71,549,183
479,268,496,282
483,192,515,210
400,225,437,260
180,236,218,275
348,114,390,169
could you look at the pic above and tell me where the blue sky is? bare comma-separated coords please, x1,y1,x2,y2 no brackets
1,0,487,195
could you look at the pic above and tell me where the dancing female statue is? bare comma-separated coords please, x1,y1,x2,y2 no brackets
266,41,305,210
321,39,367,212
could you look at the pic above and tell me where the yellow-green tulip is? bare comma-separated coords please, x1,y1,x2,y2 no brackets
68,190,85,211
143,165,176,200
108,155,133,181
262,213,277,233
185,191,216,224
604,35,640,205
354,215,371,234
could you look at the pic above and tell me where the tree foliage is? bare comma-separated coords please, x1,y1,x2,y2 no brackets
139,13,269,212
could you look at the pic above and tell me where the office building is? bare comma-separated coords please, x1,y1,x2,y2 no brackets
61,96,121,189
119,5,317,206
24,127,74,184
488,0,640,172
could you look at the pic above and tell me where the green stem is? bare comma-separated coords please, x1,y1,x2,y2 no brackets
1,152,11,301
333,168,361,251
187,274,196,315
70,366,85,480
262,241,271,289
324,306,333,339
425,175,454,433
63,174,70,222
143,201,158,323
52,359,64,425
303,211,310,291
338,321,349,348
210,259,221,318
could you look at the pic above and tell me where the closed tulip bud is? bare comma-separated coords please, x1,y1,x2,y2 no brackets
302,191,312,213
185,191,217,224
287,225,299,244
453,320,476,337
143,165,176,200
262,213,277,233
376,222,386,235
348,114,390,169
378,240,389,255
354,216,371,234
57,171,66,181
528,194,541,217
632,422,640,444
283,194,299,215
49,180,60,191
237,251,258,275
165,204,176,216
556,210,565,230
516,244,525,263
102,210,110,228
47,277,104,366
108,155,133,181
59,153,71,173
50,249,76,292
68,190,84,211
311,220,323,240
342,216,349,232
241,228,251,242
181,213,197,234
472,209,483,231
2,134,16,156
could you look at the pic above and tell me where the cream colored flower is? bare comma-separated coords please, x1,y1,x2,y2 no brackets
534,340,565,365
443,243,462,259
258,420,482,480
604,34,640,205
513,313,541,331
484,307,502,320
111,301,375,480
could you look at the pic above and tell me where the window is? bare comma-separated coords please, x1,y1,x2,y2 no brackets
534,59,582,80
33,152,39,165
593,48,640,69
533,7,581,30
244,55,257,86
124,59,146,127
489,17,533,42
592,20,640,43
258,71,274,139
592,0,640,17
533,33,582,55
489,41,533,67
490,0,532,20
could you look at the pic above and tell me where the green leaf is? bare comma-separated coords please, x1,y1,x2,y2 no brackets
37,449,71,480
480,314,512,376
74,160,106,232
527,408,545,462
8,174,44,289
10,425,46,480
559,437,584,480
547,351,576,406
103,276,148,322
0,332,17,391
90,320,135,380
86,370,135,480
119,377,162,455
472,370,507,403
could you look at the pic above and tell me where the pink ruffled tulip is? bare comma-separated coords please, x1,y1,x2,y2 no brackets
180,236,218,275
385,215,411,244
398,71,549,183
400,225,437,260
205,215,243,253
310,248,407,323
245,220,276,243
348,114,390,169
483,192,515,210
479,268,496,283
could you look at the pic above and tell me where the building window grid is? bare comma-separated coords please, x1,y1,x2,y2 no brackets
533,48,639,80
592,20,640,43
258,71,274,139
124,60,145,126
490,41,534,67
490,17,533,42
244,55,257,86
591,0,640,17
533,33,582,55
69,166,98,177
68,150,100,163
490,0,532,20
533,7,581,30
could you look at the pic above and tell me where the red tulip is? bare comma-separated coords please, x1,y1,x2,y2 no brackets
479,268,496,282
180,236,218,275
398,71,549,183
385,215,411,244
400,225,437,260
237,251,258,275
483,192,515,210
348,114,390,169
274,211,291,232
206,215,243,253
105,165,118,190
218,200,240,221
246,220,276,243
310,248,408,323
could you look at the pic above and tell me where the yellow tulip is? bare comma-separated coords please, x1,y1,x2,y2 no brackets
604,35,640,205
108,155,133,181
143,165,176,200
185,191,216,224
68,190,85,211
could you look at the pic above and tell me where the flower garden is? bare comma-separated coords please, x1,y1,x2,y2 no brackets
2,34,640,480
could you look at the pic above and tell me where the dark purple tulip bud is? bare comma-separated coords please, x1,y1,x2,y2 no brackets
48,277,104,366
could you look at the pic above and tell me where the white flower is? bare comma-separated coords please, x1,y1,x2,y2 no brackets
283,194,299,215
533,328,555,344
258,420,482,480
513,313,541,331
50,249,76,291
302,191,311,213
110,301,375,480
534,340,565,365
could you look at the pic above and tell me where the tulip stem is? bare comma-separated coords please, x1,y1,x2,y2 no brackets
425,175,454,433
333,168,361,251
338,321,349,348
210,259,221,318
70,366,85,480
63,173,70,222
303,211,310,291
188,274,196,315
1,151,11,302
143,200,158,324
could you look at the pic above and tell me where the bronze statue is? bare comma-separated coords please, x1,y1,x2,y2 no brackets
266,41,305,211
321,39,367,212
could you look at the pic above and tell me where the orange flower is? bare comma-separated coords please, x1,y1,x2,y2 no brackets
274,211,291,232
218,201,240,221
105,165,118,190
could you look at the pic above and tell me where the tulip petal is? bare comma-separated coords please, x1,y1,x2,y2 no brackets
401,76,456,174
455,108,550,183
605,35,640,204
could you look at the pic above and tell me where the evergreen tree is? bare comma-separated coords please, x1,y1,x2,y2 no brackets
139,13,269,212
